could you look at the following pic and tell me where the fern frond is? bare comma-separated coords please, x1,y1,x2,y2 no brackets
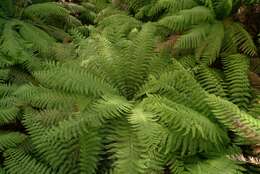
33,62,117,97
15,84,75,110
107,120,147,174
174,24,210,49
0,20,33,63
208,95,260,144
0,107,19,125
0,132,26,151
158,6,214,32
195,66,226,97
79,129,102,174
24,2,82,28
197,22,224,65
187,156,244,174
4,148,54,174
222,54,251,109
115,23,158,99
140,61,212,118
142,95,229,155
148,0,197,18
227,22,257,56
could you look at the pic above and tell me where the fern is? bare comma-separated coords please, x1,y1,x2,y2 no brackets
222,54,251,109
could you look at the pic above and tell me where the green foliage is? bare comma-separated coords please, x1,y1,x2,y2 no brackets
0,0,259,173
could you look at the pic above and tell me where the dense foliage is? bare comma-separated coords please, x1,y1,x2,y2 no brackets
0,0,259,173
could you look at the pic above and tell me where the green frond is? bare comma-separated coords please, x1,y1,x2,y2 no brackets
95,6,127,23
174,24,210,49
0,0,14,17
0,20,33,63
14,84,80,110
197,22,224,65
195,66,226,97
79,129,102,174
139,61,213,118
129,105,167,151
158,6,214,32
248,95,260,119
142,95,229,155
0,132,26,151
22,110,79,172
177,55,198,70
222,54,251,109
212,0,233,19
114,23,158,99
97,14,141,38
107,120,147,174
0,107,20,125
148,0,197,18
17,21,56,56
90,95,133,125
24,2,82,28
33,62,117,97
0,69,10,81
227,22,257,56
4,148,54,174
208,94,260,144
187,156,244,174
